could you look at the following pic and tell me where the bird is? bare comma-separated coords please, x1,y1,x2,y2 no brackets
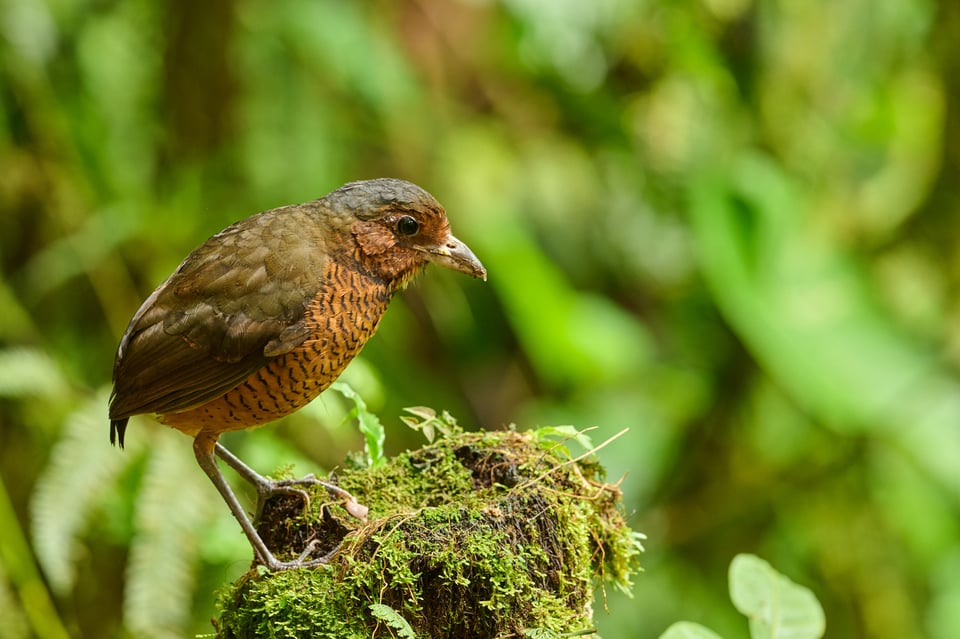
108,178,486,570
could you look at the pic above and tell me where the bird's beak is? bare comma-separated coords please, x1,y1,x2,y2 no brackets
418,234,487,281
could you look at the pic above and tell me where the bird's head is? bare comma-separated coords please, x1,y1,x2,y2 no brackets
330,178,487,288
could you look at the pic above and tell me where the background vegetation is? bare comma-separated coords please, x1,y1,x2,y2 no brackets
1,0,959,637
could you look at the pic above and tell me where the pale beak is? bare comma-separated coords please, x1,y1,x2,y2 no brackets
418,233,487,281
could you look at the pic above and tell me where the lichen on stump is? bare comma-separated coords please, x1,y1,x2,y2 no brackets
214,426,643,639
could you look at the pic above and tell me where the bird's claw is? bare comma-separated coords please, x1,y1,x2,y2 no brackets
257,539,342,571
253,475,368,523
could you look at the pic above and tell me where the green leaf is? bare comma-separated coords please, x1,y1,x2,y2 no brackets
0,477,68,639
729,554,825,639
531,425,595,459
659,621,725,639
0,559,29,639
401,406,437,442
330,382,385,467
369,603,416,639
401,406,461,442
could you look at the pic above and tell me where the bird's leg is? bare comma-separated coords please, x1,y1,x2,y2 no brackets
193,434,338,570
213,442,313,522
214,442,368,522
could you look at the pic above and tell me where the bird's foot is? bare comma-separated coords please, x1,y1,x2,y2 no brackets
212,443,369,522
258,538,342,571
252,473,369,522
202,441,358,573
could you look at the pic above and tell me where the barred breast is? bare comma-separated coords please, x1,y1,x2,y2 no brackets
159,263,392,436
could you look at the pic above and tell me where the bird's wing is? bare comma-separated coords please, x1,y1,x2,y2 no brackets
109,207,328,419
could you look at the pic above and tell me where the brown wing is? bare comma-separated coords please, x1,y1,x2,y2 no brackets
108,204,329,422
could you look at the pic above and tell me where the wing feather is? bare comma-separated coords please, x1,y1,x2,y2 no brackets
109,204,331,420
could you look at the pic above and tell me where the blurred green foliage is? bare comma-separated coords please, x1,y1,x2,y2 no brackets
1,0,959,637
661,553,825,639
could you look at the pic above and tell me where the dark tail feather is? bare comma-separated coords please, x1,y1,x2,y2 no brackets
110,418,129,449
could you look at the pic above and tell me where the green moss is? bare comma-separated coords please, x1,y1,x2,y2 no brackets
214,427,643,639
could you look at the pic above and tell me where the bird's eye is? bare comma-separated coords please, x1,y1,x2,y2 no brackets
396,215,420,236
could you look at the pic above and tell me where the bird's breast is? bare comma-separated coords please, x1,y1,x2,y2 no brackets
159,264,393,436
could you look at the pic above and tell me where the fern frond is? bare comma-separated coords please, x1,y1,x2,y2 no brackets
0,348,69,398
369,603,416,639
123,433,218,639
30,388,138,593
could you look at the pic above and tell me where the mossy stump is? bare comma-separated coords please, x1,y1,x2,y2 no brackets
214,428,642,639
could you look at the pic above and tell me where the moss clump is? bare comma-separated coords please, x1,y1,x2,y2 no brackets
214,427,643,639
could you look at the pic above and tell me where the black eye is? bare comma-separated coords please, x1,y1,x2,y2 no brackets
396,215,420,236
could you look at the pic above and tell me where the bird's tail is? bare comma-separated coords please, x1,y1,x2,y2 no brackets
110,417,129,449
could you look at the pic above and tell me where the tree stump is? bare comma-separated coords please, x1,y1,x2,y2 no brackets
214,427,642,639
